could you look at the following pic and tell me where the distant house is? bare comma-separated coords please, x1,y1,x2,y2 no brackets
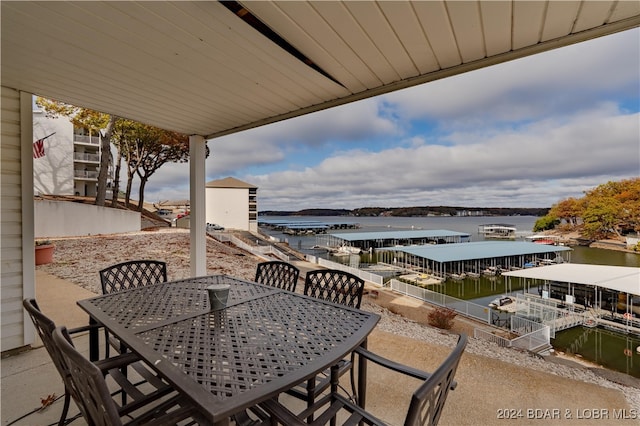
206,177,257,232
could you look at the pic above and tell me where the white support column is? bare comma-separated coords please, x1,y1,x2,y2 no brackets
189,135,207,277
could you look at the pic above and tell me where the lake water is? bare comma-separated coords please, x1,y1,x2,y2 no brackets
262,215,639,267
264,214,543,252
261,215,640,377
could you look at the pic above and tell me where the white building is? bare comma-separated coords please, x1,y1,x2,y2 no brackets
206,177,257,232
33,109,110,197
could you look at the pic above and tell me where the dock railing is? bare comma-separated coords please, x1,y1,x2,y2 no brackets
306,255,384,286
510,316,550,351
473,329,511,347
389,279,491,323
390,279,552,352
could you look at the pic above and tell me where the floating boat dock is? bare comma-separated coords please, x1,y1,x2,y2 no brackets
258,219,360,235
478,223,517,239
316,229,471,251
377,241,572,281
503,264,640,335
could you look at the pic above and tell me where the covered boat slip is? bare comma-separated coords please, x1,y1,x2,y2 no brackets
503,264,640,334
258,219,359,235
317,229,471,251
478,223,517,239
377,241,572,279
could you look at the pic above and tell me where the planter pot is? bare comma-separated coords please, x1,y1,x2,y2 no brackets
35,244,55,265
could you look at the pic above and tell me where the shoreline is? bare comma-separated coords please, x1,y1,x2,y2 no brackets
543,229,638,254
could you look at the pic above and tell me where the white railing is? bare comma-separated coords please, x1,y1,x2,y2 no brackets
474,320,550,352
474,329,511,347
74,152,100,162
390,279,491,323
74,134,100,145
208,232,290,261
308,256,384,286
74,170,99,179
511,315,544,335
510,328,550,351
510,316,550,351
391,279,551,352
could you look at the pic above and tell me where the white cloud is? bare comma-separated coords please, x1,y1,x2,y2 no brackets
382,28,639,127
140,29,639,211
252,108,639,209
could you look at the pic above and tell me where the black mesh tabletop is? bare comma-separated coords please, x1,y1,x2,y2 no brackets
80,275,278,331
77,275,380,424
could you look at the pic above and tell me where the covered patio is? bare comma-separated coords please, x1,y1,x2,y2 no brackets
2,1,640,423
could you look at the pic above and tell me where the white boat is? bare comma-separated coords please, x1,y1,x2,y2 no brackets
482,266,500,276
489,296,514,308
334,245,361,255
466,272,480,279
525,234,561,245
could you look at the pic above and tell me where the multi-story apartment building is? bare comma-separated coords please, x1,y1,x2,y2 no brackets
33,109,111,197
205,177,258,232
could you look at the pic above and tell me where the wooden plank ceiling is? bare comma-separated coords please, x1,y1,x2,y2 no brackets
2,1,639,139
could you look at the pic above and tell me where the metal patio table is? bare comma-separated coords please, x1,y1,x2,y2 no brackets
77,275,380,425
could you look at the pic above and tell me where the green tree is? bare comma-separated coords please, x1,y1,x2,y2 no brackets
581,178,640,238
582,196,621,239
544,178,639,239
533,215,560,232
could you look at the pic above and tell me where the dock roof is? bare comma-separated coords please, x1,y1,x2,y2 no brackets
330,230,470,241
503,264,640,296
383,241,571,263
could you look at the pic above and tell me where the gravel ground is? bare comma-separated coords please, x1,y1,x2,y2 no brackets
38,228,640,412
38,228,258,293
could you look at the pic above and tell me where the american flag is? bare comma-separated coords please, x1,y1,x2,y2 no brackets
32,132,55,159
33,138,45,158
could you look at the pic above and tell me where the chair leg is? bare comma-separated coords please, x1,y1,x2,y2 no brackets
306,377,316,423
58,390,71,426
104,329,110,358
232,410,256,426
329,365,340,426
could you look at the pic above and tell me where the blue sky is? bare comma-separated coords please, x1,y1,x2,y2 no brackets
145,28,639,211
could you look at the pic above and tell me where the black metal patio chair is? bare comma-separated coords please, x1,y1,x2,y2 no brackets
99,259,167,294
283,269,367,417
303,268,365,308
260,334,468,426
255,260,300,292
22,298,175,426
99,260,167,357
51,325,206,426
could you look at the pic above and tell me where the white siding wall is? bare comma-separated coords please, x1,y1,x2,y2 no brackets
33,111,74,195
1,88,35,351
206,188,249,231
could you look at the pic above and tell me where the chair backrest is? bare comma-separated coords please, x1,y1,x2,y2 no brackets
99,260,167,294
304,269,365,308
404,334,468,426
255,261,300,292
52,326,124,426
22,298,69,384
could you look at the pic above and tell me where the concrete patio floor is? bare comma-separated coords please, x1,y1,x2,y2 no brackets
1,271,637,425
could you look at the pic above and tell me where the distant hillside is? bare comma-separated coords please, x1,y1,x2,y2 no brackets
260,206,549,217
